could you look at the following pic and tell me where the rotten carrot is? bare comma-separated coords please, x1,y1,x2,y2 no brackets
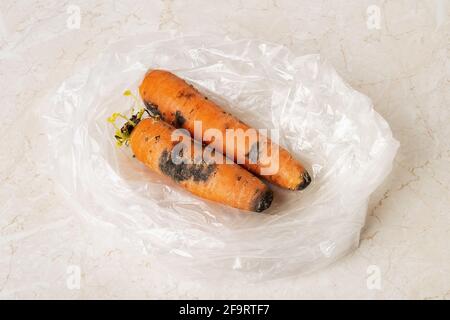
129,117,273,212
139,70,312,190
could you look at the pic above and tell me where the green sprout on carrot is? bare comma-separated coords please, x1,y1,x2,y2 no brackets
108,89,163,147
107,90,146,147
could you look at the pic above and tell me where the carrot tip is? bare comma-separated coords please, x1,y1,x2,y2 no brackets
295,170,312,191
253,188,273,213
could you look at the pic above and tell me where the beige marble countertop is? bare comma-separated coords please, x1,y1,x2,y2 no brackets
0,0,449,299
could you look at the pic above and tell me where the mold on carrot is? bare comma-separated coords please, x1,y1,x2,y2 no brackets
158,149,216,183
173,111,186,128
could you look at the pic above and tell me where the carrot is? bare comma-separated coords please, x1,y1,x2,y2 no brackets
128,117,273,212
139,70,312,190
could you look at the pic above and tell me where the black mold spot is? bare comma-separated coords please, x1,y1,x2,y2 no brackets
177,90,195,99
154,135,160,142
246,142,260,163
296,170,312,190
144,101,164,119
159,149,216,183
176,147,184,158
252,188,273,213
173,111,186,128
237,176,242,181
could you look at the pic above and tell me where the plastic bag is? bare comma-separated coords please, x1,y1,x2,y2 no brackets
41,34,399,281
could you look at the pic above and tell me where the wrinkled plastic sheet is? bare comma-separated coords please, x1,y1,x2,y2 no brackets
41,34,399,281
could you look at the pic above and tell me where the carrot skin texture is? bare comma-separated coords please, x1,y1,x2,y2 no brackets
130,118,273,212
139,70,311,191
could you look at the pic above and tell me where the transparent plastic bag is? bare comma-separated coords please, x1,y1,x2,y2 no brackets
41,34,399,281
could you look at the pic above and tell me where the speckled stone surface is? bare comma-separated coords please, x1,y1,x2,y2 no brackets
0,0,449,299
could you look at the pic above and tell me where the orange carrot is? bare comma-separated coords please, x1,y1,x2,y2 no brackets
129,118,273,212
139,70,311,190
